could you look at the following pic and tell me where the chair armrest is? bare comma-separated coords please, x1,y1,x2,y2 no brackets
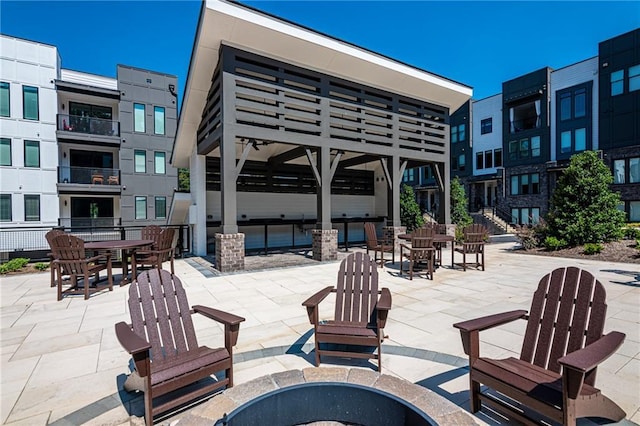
302,286,334,308
559,331,625,373
377,288,392,329
115,321,151,355
86,253,111,263
193,305,245,326
453,310,527,333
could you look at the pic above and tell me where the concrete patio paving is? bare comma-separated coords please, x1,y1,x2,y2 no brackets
1,242,638,425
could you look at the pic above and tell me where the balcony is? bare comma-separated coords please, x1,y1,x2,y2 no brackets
56,114,121,144
57,166,121,194
58,217,122,232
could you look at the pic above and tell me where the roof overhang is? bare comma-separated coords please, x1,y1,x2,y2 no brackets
172,0,473,167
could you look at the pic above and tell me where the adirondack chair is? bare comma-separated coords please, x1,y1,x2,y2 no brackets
132,228,175,280
45,229,66,288
454,224,487,271
115,269,245,426
51,234,113,300
364,222,394,268
400,226,435,280
302,252,392,371
453,267,626,426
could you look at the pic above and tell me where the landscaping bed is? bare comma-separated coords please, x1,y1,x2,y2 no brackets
514,240,640,264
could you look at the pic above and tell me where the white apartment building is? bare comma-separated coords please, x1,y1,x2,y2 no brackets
471,93,503,208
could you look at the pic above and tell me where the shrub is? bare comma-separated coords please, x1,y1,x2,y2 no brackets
0,258,30,274
400,184,424,231
34,262,49,271
515,220,548,250
544,236,567,251
450,177,472,228
623,227,640,240
583,243,604,255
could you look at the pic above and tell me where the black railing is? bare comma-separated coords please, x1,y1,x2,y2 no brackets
491,205,515,233
58,217,122,229
58,166,120,185
57,114,120,137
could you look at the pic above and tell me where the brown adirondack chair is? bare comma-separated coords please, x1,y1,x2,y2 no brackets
132,228,175,280
51,234,113,300
302,252,392,371
453,267,626,426
46,229,66,288
115,269,245,426
364,222,394,268
400,226,435,280
454,224,487,271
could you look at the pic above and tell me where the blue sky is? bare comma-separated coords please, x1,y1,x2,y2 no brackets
1,1,638,105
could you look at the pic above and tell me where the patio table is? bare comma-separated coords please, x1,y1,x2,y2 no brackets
85,239,153,286
398,233,455,268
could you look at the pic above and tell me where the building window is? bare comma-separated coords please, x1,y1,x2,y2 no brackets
509,99,541,133
24,140,40,168
135,196,147,220
134,103,145,132
0,194,11,222
614,159,626,184
154,151,166,174
575,128,586,151
631,201,640,222
611,70,624,96
511,207,540,225
451,126,458,143
559,87,587,121
630,157,639,183
484,150,493,169
561,131,571,153
574,89,586,118
630,65,640,92
458,154,465,171
24,194,40,221
494,149,503,167
134,150,146,173
531,136,540,157
0,82,9,117
560,92,571,121
511,173,540,195
155,196,166,219
476,152,484,170
451,124,465,143
510,138,540,160
22,86,39,120
154,106,165,135
480,118,492,134
0,138,10,166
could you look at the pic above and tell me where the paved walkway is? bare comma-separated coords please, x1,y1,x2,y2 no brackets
1,242,638,425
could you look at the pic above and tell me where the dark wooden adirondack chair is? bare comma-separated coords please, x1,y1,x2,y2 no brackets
453,267,626,426
400,226,435,280
364,222,394,268
141,225,163,248
420,223,444,265
132,228,176,280
51,234,113,300
302,252,392,371
454,223,487,271
115,269,245,426
46,229,66,288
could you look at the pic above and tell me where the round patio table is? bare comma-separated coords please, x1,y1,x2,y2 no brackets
398,233,455,268
85,239,153,286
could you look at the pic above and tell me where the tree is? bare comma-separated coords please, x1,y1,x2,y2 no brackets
178,168,190,191
546,150,624,246
450,176,472,227
400,184,424,231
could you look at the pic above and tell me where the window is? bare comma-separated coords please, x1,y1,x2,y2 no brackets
630,157,639,183
511,207,540,225
134,150,146,173
574,89,586,118
0,82,9,117
24,194,40,221
560,92,571,121
630,65,640,92
494,149,503,167
154,151,166,174
574,128,586,151
451,126,458,143
531,136,540,157
22,86,38,120
135,196,147,220
458,154,465,171
611,70,624,96
614,159,626,184
511,173,540,195
631,201,640,222
0,138,10,166
134,103,145,132
520,139,529,158
480,118,492,134
561,131,572,153
155,196,166,219
0,194,11,222
476,152,484,170
484,150,493,169
24,140,39,167
451,124,465,143
559,87,588,122
154,106,165,135
509,99,541,133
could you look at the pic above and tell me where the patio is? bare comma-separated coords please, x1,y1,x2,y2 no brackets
1,242,638,425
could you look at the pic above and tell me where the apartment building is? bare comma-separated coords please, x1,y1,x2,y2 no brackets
0,34,177,244
405,28,639,226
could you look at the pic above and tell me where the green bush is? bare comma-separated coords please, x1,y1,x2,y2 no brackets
400,184,424,232
583,243,603,255
515,220,548,250
34,262,49,271
450,177,472,228
0,258,30,274
544,236,567,251
623,227,640,240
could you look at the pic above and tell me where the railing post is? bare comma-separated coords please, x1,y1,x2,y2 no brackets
120,226,126,240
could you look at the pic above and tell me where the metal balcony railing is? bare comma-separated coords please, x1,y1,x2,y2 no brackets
58,166,121,186
57,114,120,137
57,217,122,228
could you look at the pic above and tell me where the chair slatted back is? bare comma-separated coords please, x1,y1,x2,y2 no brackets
129,269,198,367
421,223,439,233
334,252,379,325
520,267,607,385
157,228,175,261
464,224,487,237
45,229,65,250
411,227,434,261
142,225,163,249
51,234,87,274
364,222,379,249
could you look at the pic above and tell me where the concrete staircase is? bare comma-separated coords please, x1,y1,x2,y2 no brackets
472,208,518,235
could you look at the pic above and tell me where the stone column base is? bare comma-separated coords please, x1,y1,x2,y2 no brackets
215,233,245,273
383,226,406,258
312,229,338,261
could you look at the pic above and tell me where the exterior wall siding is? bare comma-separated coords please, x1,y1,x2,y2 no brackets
472,94,503,176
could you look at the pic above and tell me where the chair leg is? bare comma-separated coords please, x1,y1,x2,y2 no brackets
470,378,481,413
481,249,485,271
50,262,56,287
170,258,175,275
84,272,90,300
144,390,153,426
462,251,467,271
107,261,113,292
56,265,63,301
314,338,321,367
377,336,383,373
